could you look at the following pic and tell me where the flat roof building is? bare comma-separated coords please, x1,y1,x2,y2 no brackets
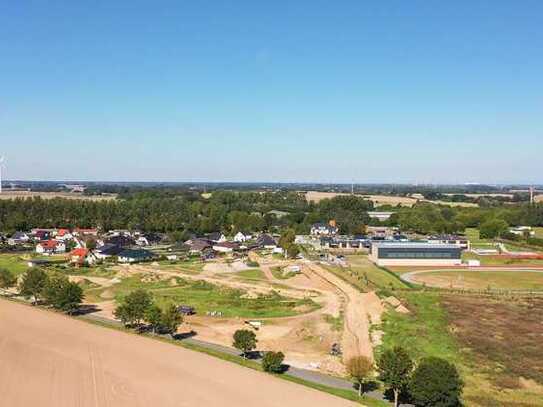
369,242,462,267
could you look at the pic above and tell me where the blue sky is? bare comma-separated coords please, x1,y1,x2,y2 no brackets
1,1,542,183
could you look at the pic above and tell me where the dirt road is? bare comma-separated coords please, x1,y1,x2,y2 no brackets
305,263,384,362
0,299,357,407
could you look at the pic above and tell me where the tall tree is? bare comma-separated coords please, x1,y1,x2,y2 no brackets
160,304,183,336
346,356,373,396
19,268,49,304
377,347,413,407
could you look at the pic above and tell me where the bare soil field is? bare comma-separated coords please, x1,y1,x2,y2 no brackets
442,295,543,406
304,191,418,206
0,191,117,200
304,191,477,207
0,299,355,407
403,268,543,291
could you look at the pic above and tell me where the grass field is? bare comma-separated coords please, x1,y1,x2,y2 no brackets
233,268,266,281
323,255,408,293
95,274,320,318
410,269,543,291
0,253,30,276
379,292,543,406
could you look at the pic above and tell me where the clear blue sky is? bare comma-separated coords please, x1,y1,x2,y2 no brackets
1,1,542,183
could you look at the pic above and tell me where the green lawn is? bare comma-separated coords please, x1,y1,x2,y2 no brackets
233,268,266,281
0,253,30,276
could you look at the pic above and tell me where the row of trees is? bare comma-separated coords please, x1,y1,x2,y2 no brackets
0,267,83,314
114,289,183,335
1,191,541,238
347,347,463,407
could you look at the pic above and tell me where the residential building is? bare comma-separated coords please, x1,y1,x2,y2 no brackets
94,243,123,259
255,234,277,249
118,249,155,263
310,222,339,236
213,241,239,253
8,231,30,246
36,240,66,254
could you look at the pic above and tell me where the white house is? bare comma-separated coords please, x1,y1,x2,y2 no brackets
233,232,251,243
310,223,338,236
8,232,30,246
36,240,66,254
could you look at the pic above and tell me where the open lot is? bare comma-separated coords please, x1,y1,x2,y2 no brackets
404,268,543,291
0,298,355,407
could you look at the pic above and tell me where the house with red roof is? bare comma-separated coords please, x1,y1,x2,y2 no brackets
36,239,66,255
68,248,97,265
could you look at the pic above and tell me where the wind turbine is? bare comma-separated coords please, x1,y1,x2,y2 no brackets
0,156,4,194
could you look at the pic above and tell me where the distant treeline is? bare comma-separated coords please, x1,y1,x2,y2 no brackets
1,190,541,238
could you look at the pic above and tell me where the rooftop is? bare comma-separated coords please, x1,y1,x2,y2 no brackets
372,242,460,250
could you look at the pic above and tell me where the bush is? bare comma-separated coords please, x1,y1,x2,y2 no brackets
409,357,463,407
262,351,285,373
0,267,16,288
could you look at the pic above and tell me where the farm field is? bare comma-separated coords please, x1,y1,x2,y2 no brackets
0,191,117,201
0,298,355,407
404,268,543,291
379,292,543,406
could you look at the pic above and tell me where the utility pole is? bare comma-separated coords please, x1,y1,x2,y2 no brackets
0,156,4,194
530,186,534,205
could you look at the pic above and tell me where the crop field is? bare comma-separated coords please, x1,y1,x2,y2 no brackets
0,191,117,201
379,292,543,406
406,269,543,291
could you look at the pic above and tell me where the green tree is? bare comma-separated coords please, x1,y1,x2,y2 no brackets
409,357,463,407
377,347,413,407
346,356,373,396
286,244,300,259
0,267,16,289
19,268,49,304
144,304,163,334
160,303,183,336
232,329,257,358
278,229,296,250
479,218,509,239
42,274,84,314
114,289,153,326
262,351,285,373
